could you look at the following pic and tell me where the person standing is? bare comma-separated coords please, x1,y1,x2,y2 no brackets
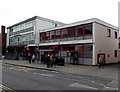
47,54,50,68
98,56,103,68
50,54,54,67
32,54,36,63
28,51,32,63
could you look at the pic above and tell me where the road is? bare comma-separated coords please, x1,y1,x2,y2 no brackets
1,63,116,91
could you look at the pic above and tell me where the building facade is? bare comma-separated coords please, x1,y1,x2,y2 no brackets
118,37,120,62
38,18,118,65
6,16,65,59
6,16,118,65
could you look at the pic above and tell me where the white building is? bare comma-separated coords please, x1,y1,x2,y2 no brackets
38,18,119,65
6,16,119,65
6,16,65,59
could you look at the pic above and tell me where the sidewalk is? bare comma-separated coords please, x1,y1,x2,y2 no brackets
1,60,118,80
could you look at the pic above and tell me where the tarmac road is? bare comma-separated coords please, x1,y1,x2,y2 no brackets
1,63,117,91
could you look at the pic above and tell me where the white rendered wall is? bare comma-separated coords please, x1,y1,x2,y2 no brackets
94,22,118,65
6,29,10,47
119,49,120,62
35,19,60,45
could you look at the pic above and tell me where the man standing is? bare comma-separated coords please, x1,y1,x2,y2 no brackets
98,56,103,68
47,54,50,68
28,51,32,63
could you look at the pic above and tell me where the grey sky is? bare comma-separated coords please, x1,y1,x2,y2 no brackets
0,0,119,28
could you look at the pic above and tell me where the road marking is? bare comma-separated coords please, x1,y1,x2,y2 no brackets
69,83,98,90
0,84,16,92
103,85,118,90
34,73,55,77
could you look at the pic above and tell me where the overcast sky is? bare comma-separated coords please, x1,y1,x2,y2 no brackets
0,0,119,28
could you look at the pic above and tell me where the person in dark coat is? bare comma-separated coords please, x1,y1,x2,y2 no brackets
28,51,32,63
47,54,50,68
50,54,54,67
98,56,103,68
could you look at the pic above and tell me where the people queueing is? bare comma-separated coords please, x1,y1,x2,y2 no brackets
98,56,104,68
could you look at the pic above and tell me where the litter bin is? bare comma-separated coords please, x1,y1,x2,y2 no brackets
57,57,64,66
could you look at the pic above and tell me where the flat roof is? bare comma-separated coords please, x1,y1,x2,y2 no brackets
40,18,118,33
7,16,65,29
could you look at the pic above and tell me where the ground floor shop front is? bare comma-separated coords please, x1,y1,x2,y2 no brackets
38,43,93,65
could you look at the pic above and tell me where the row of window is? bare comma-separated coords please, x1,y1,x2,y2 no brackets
107,29,117,39
40,50,92,65
40,44,93,51
11,21,35,32
9,33,35,45
40,23,92,41
9,40,35,46
54,51,92,58
40,35,92,43
39,45,118,58
9,27,34,36
40,44,93,64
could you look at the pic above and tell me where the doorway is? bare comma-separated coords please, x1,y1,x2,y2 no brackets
97,53,106,64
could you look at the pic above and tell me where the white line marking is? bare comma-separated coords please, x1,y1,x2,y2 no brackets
69,83,98,90
34,73,55,77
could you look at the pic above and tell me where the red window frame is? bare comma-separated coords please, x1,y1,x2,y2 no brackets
39,43,93,65
84,24,93,35
75,26,84,37
54,30,61,39
40,32,46,41
67,27,76,38
40,23,93,43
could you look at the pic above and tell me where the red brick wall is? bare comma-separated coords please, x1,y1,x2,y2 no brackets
0,34,2,54
1,26,6,55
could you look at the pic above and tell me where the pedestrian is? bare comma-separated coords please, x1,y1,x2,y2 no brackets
47,54,50,68
50,54,52,67
98,56,103,68
53,56,56,67
32,54,36,63
74,54,78,65
28,51,32,63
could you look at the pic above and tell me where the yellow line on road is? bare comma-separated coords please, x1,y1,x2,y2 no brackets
0,84,16,92
103,85,118,90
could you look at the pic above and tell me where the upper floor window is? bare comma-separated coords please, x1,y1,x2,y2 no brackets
114,50,117,57
67,27,75,37
114,31,117,39
55,30,61,38
46,32,50,40
84,23,92,35
50,31,55,39
76,26,83,36
61,29,67,38
40,32,46,40
107,29,111,37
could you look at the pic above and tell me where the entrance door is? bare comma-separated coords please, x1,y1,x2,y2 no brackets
70,51,78,64
97,53,105,64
